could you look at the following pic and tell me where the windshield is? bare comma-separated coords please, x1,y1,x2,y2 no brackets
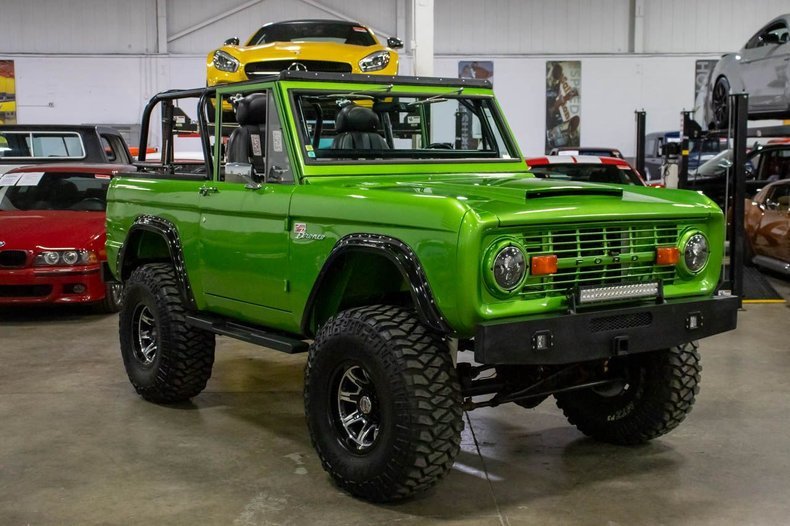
0,131,85,160
248,22,376,46
0,172,110,211
293,90,517,163
529,163,643,185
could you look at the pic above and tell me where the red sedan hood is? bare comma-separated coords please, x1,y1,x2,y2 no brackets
0,211,105,251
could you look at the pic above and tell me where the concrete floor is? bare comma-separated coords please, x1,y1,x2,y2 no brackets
1,279,789,525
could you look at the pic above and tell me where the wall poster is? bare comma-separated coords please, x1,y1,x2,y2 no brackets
545,61,581,153
0,60,16,124
457,61,493,149
694,59,718,123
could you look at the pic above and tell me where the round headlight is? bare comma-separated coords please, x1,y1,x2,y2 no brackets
43,251,60,265
493,245,527,291
61,251,79,265
683,233,709,273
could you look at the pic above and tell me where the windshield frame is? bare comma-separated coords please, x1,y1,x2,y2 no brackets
288,87,522,169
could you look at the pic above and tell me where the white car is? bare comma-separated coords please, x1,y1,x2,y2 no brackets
703,14,790,129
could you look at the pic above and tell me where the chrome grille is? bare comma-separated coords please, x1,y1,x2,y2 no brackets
520,222,679,299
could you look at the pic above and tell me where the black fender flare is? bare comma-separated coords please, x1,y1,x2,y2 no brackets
117,215,196,309
301,233,451,336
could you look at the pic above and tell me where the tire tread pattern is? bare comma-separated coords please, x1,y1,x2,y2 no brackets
121,263,215,403
555,342,701,445
304,305,463,502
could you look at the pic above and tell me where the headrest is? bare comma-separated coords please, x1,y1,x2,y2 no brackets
335,104,380,133
235,93,267,126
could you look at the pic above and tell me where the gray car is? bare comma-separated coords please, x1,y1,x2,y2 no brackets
703,14,790,130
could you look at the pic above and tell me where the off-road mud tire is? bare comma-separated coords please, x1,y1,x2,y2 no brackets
555,342,701,445
304,305,463,502
119,263,215,403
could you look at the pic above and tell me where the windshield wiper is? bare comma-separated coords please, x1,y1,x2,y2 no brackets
406,88,464,107
315,85,395,101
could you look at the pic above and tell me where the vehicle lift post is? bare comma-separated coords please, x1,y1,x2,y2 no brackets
677,111,695,189
634,110,646,177
728,93,748,302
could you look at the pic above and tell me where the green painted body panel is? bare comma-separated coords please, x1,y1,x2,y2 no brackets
106,77,727,339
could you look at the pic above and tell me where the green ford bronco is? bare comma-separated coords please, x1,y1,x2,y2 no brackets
106,71,739,502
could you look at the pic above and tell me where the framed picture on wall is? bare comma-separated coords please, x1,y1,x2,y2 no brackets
0,60,16,124
545,61,581,153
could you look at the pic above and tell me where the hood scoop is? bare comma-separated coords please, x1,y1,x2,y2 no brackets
525,185,623,200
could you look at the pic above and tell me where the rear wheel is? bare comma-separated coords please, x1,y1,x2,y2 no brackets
119,263,215,403
555,342,701,445
304,305,463,502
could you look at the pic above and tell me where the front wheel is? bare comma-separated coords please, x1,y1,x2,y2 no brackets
711,77,731,130
94,281,123,314
304,305,463,502
119,263,215,403
555,342,701,445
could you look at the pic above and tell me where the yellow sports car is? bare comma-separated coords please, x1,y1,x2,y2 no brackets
206,19,402,87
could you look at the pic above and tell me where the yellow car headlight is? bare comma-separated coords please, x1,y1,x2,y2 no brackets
359,51,390,72
212,50,240,73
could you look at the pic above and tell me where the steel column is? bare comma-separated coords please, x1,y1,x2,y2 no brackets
634,110,646,177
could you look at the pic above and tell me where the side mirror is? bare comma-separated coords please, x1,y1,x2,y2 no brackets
387,37,404,49
224,37,240,46
225,162,261,189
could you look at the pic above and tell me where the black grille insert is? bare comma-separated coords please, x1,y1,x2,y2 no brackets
589,312,652,333
0,250,27,268
246,60,352,76
0,285,52,297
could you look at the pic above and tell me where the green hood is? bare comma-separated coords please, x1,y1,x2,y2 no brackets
308,173,721,228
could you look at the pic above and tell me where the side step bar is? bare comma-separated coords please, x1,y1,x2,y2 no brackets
185,314,309,354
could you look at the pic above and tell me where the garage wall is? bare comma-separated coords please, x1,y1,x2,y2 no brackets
642,0,790,53
0,0,159,54
166,0,400,54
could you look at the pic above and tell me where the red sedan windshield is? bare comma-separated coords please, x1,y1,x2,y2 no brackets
0,172,110,211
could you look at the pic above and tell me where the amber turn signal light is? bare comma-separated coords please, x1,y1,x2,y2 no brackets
531,255,558,276
656,246,680,266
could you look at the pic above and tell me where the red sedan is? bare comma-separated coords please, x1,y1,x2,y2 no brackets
0,163,135,311
526,155,646,186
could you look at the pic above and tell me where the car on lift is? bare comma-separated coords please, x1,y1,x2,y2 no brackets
207,19,402,87
703,14,790,130
547,146,624,159
0,163,133,312
688,143,790,208
526,155,645,185
0,125,132,175
745,178,790,274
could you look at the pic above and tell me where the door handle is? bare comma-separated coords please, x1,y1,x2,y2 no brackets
199,185,219,196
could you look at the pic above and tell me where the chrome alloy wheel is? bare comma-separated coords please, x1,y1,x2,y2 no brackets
333,364,380,453
132,304,158,366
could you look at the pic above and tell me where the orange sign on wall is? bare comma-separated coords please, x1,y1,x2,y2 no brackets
0,60,16,124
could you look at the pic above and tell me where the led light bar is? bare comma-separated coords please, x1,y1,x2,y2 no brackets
578,281,660,305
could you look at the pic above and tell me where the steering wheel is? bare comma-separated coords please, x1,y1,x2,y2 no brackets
427,142,453,150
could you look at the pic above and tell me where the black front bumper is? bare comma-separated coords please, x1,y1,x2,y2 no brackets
475,295,739,365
